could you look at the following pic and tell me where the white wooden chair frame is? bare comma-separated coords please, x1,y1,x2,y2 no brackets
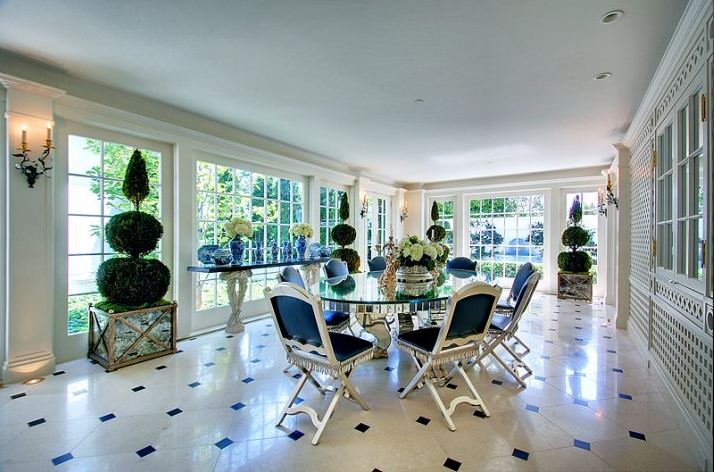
467,273,540,387
265,283,373,445
397,282,502,431
494,265,535,354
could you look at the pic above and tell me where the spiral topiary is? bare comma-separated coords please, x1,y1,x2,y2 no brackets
330,193,360,272
557,195,593,273
95,150,171,312
426,201,447,242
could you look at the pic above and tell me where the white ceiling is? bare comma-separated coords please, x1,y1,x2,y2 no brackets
0,0,687,184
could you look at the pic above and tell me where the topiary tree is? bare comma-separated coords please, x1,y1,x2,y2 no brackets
558,195,592,273
426,201,446,242
330,193,360,272
96,150,171,310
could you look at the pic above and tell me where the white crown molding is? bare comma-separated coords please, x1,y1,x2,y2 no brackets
0,73,65,99
623,0,711,147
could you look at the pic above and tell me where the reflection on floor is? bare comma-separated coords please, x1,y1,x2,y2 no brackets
0,295,700,471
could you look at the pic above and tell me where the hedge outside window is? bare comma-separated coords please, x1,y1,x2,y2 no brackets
319,186,346,250
67,135,162,334
564,192,599,282
469,195,544,281
195,160,304,310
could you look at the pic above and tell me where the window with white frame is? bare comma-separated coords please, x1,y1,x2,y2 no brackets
468,194,544,281
67,135,163,334
365,195,390,260
319,186,346,250
195,160,304,310
565,191,599,282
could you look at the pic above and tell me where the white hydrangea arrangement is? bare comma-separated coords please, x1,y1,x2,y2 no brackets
289,223,314,239
397,235,443,270
224,216,253,239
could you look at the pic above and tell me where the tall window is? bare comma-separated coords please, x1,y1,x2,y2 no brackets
432,200,455,254
469,195,544,281
656,123,674,272
319,186,345,250
67,136,162,334
195,161,304,310
365,195,390,260
565,192,599,281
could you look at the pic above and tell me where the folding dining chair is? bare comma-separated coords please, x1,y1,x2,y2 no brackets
265,283,374,445
396,281,501,431
495,262,535,353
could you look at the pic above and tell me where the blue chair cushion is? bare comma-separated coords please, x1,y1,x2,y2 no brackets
323,310,349,327
328,332,374,362
497,300,514,311
397,327,440,352
489,314,511,331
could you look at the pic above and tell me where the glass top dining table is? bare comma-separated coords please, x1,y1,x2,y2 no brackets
314,269,493,358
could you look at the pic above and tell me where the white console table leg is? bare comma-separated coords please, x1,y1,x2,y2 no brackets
220,269,252,333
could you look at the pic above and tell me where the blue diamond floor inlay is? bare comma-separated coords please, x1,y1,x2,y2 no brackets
512,448,530,461
574,372,586,377
292,373,301,379
613,368,624,373
231,402,245,411
607,349,617,353
629,431,646,441
52,370,66,376
574,439,591,450
131,386,145,392
295,397,304,405
242,377,255,384
155,365,167,370
204,362,215,367
443,457,461,471
575,337,584,342
525,404,539,413
28,418,46,427
545,340,554,344
534,375,546,381
215,437,234,449
188,382,201,388
250,359,260,363
384,366,394,372
491,379,503,385
540,355,550,360
51,452,73,465
73,389,87,396
619,393,633,400
136,445,156,457
216,347,226,351
574,398,588,406
288,430,304,441
256,345,266,348
604,335,612,339
99,413,116,422
167,408,183,417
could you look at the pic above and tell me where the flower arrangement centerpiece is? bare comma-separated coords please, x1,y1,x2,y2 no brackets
395,235,444,296
330,193,361,272
290,223,314,259
224,216,253,264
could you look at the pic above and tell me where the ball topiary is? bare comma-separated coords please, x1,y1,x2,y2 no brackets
105,211,163,258
557,251,592,273
331,223,357,247
426,224,446,242
97,257,170,306
331,247,361,273
561,226,590,251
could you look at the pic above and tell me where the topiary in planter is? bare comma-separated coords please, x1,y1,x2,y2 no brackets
426,201,446,242
330,193,361,272
558,195,592,273
96,150,171,311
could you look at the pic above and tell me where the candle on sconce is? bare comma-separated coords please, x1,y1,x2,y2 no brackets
46,122,53,141
20,124,28,146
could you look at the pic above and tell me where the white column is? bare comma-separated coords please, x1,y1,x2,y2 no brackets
353,177,368,270
393,188,406,240
174,139,194,338
2,75,65,383
613,144,631,329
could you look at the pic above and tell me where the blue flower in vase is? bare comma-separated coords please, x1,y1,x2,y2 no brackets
270,240,279,261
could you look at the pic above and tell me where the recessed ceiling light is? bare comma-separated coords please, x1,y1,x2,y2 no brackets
600,10,623,24
593,72,612,81
414,99,424,104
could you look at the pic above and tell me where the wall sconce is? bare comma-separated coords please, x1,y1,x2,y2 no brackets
359,195,369,218
12,123,54,188
597,170,620,217
400,202,408,222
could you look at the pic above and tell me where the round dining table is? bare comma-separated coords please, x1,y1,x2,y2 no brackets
315,269,491,358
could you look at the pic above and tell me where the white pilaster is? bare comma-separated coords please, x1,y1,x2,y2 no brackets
613,144,631,329
393,187,406,240
1,74,65,383
403,189,425,238
353,177,368,271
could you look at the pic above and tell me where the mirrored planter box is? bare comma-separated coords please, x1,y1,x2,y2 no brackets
88,303,177,372
557,272,592,301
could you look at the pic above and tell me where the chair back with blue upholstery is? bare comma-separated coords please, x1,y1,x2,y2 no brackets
504,272,540,334
324,258,349,278
508,262,534,302
446,257,476,271
432,282,501,355
265,283,337,363
278,266,306,289
367,256,386,272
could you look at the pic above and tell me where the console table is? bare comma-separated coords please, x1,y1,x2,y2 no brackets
187,257,330,333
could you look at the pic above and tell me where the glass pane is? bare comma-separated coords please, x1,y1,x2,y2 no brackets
678,105,688,162
235,170,251,195
103,179,131,216
251,198,265,223
678,162,689,217
695,218,703,281
68,136,101,176
140,148,162,185
293,204,303,223
197,279,216,311
216,166,233,193
694,155,704,215
102,141,135,180
279,179,291,201
677,220,688,275
265,200,278,224
196,161,215,192
196,192,215,221
280,202,290,223
252,174,265,197
68,293,101,334
266,176,278,199
216,193,232,220
68,255,101,295
68,176,101,215
68,216,102,255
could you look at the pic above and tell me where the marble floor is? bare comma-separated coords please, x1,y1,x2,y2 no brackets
0,295,701,472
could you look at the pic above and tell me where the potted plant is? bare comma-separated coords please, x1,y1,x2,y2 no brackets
330,193,361,272
425,201,450,269
290,222,314,259
557,195,593,300
396,235,444,297
224,216,253,264
88,150,176,371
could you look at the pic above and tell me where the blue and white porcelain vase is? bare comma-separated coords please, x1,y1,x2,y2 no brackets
270,240,279,260
229,237,245,264
296,236,308,259
254,240,264,262
281,241,293,260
